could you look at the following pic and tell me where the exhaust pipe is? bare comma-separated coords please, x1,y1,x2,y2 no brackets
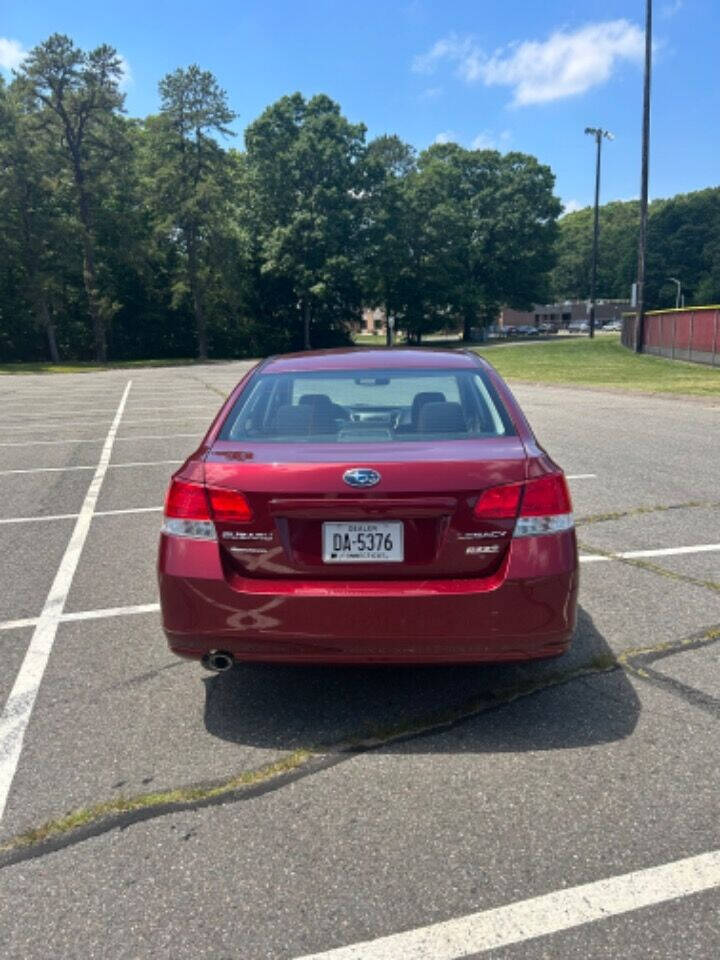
202,650,235,672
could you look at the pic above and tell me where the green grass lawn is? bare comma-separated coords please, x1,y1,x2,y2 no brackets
471,336,720,397
352,333,408,345
3,335,718,397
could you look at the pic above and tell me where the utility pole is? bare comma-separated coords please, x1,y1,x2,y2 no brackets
585,127,614,338
635,0,652,353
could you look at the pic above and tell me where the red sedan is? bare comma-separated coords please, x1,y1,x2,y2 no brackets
158,349,578,669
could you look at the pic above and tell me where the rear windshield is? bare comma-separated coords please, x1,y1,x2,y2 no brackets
218,368,515,443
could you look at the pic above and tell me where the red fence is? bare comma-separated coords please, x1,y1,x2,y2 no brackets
622,307,720,366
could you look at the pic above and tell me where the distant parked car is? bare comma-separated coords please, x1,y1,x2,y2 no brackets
602,320,622,332
537,323,556,334
515,325,540,337
568,320,590,333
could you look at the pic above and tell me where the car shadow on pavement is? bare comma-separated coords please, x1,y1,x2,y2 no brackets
202,605,640,754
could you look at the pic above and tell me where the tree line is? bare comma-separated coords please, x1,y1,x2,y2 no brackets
0,34,561,362
551,189,720,309
1,35,717,364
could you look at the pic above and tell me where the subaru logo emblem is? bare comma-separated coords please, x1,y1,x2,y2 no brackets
343,468,381,488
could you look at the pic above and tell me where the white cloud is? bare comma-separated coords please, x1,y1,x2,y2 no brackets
470,129,512,150
561,199,585,216
0,37,27,72
117,53,133,91
661,0,683,18
434,130,457,144
471,130,495,150
419,85,442,101
413,20,645,106
412,33,476,74
482,21,645,106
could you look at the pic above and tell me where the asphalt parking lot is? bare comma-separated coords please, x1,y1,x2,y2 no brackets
0,362,719,959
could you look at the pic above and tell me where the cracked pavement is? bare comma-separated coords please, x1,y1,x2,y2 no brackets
0,367,719,959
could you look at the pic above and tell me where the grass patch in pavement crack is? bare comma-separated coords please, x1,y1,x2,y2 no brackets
3,627,718,866
344,659,619,749
618,625,720,669
618,626,720,687
0,660,620,864
0,750,312,859
185,373,230,399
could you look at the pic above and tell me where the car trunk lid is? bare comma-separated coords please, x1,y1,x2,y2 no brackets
204,438,527,580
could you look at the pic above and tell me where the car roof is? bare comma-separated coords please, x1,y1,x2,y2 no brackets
262,348,482,374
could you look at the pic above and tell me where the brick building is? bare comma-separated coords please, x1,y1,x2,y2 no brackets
499,299,631,330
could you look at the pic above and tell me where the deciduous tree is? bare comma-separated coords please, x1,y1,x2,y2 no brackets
245,93,366,349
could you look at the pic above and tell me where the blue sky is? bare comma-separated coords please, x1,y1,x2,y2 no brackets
2,1,718,212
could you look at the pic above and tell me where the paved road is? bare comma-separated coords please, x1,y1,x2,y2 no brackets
0,363,718,959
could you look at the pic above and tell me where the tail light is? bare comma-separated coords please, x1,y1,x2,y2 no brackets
474,473,573,537
206,487,253,523
162,478,252,539
514,473,573,537
473,483,522,519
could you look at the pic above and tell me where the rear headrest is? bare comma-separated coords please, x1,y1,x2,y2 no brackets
298,393,340,432
299,393,332,408
273,404,312,435
417,401,467,434
273,402,336,435
411,391,446,424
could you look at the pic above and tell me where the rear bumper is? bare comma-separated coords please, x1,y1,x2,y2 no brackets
158,533,578,664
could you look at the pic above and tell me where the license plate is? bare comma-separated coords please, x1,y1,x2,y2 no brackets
322,521,404,563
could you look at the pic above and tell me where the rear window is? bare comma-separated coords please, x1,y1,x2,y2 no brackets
219,368,515,443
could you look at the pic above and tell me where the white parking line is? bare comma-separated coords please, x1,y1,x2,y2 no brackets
60,603,160,623
0,433,201,447
0,506,163,526
107,459,183,470
579,543,720,562
294,849,720,960
0,405,218,419
0,381,132,822
0,513,78,525
0,600,161,633
94,506,163,517
0,416,211,433
0,438,105,448
566,473,596,480
0,460,182,476
0,617,39,632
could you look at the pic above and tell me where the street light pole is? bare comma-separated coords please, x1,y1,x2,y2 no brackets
669,277,682,309
635,0,653,353
585,127,614,338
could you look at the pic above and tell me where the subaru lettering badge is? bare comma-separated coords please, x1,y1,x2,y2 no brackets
343,468,381,488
